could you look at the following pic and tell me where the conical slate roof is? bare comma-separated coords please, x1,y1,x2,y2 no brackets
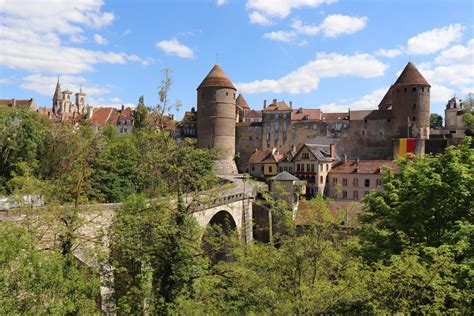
53,78,62,100
236,94,249,109
197,64,236,90
378,85,393,110
394,62,430,87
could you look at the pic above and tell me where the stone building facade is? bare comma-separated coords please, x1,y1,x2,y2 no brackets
52,78,85,115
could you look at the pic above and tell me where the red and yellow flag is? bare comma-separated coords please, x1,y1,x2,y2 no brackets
399,138,415,159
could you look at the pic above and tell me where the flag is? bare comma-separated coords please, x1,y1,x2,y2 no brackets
407,116,412,127
399,138,416,159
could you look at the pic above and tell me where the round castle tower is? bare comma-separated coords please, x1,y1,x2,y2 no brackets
197,64,238,176
391,62,431,139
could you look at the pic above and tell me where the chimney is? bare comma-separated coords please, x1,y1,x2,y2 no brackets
343,153,347,163
271,147,276,155
272,99,277,106
289,101,293,109
121,104,124,111
329,143,335,160
291,145,296,153
356,158,360,165
263,99,267,109
298,107,303,113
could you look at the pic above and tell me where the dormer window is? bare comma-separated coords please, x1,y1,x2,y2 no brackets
412,87,417,92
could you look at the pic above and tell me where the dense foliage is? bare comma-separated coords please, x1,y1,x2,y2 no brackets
0,105,472,314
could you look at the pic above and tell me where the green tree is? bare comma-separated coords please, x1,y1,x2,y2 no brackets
134,95,148,130
110,194,208,314
463,111,474,135
154,68,182,130
430,113,443,128
0,221,99,314
358,138,473,261
0,108,51,192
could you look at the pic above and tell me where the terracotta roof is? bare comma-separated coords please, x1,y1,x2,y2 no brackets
182,111,196,122
394,62,430,87
378,85,393,110
295,200,363,228
291,108,321,121
197,64,236,90
236,94,249,109
243,110,262,119
118,107,133,121
263,101,291,112
330,160,398,174
0,99,35,109
249,149,271,164
321,112,348,121
89,107,117,126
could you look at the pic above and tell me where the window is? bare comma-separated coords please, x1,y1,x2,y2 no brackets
282,121,287,130
333,177,337,185
364,179,370,187
302,152,309,159
249,136,253,140
413,116,416,122
226,92,229,96
353,191,359,200
279,166,283,172
342,178,348,187
289,167,293,173
412,87,416,92
404,87,407,92
326,164,329,171
421,87,424,92
261,166,264,172
311,164,315,172
269,166,273,173
266,133,270,141
283,132,287,141
274,133,279,141
320,176,323,184
342,191,347,199
413,103,416,109
353,178,359,187
376,179,382,188
251,166,255,172
306,164,311,172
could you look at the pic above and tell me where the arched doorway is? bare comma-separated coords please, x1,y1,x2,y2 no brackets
202,210,238,264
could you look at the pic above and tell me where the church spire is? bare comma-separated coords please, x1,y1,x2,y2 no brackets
53,77,62,101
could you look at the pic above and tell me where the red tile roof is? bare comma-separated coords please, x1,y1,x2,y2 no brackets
394,62,430,87
291,108,321,121
330,160,398,174
0,98,35,109
236,94,250,109
89,107,117,126
263,101,291,112
243,110,262,119
197,64,236,90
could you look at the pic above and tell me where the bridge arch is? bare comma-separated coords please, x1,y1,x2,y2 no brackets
208,210,237,234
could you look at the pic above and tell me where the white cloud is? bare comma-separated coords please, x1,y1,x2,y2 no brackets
0,78,9,84
236,52,388,94
246,0,336,20
320,88,386,112
291,19,319,35
0,0,114,39
249,11,271,25
0,27,150,74
375,47,404,58
20,74,112,98
110,97,121,103
156,38,194,58
407,24,464,55
216,0,229,5
435,39,474,65
94,33,108,45
318,14,367,38
263,30,296,42
430,84,454,103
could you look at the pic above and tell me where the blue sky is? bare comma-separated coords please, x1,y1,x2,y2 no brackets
0,0,473,119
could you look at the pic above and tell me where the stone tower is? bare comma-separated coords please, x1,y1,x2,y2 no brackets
392,62,431,140
445,97,463,128
62,89,73,113
75,86,86,113
52,77,63,114
197,64,238,176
